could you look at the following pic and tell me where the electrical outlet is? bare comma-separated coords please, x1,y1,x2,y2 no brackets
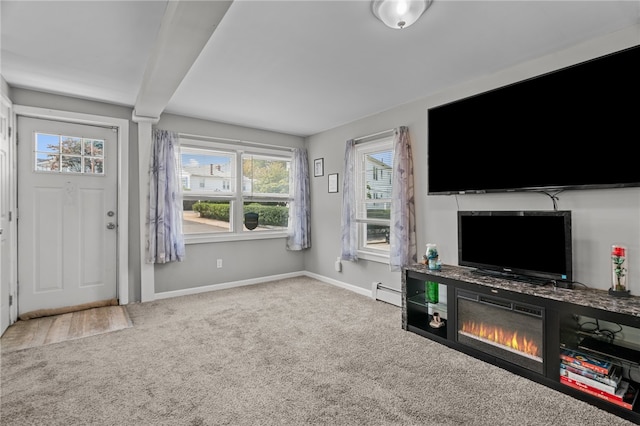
217,259,222,268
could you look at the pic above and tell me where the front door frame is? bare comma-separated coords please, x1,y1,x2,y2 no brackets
14,105,129,306
1,94,17,332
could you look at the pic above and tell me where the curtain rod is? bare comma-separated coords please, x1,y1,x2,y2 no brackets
178,132,296,152
354,128,395,143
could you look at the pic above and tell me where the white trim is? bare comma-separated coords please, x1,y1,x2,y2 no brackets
1,94,18,328
135,120,156,302
357,250,390,264
302,271,372,298
152,270,380,302
354,128,395,144
185,231,287,245
154,271,306,300
180,133,295,153
12,105,129,305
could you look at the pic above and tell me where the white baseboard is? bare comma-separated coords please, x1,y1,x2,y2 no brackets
153,271,306,300
153,270,399,305
302,271,372,298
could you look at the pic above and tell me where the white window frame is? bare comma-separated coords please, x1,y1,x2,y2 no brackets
355,136,394,263
34,133,106,175
180,138,293,244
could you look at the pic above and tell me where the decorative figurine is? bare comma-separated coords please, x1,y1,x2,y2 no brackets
429,312,445,328
609,244,630,297
426,243,441,270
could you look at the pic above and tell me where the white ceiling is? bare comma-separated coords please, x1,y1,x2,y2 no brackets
1,0,639,137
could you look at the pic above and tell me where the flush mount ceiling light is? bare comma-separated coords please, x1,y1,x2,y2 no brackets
372,0,433,29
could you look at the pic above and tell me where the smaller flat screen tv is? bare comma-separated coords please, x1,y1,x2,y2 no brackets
457,210,572,284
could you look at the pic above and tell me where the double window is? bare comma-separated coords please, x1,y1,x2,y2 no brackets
179,138,292,243
355,136,394,260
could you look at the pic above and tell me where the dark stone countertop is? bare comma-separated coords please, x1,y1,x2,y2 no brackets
403,263,640,318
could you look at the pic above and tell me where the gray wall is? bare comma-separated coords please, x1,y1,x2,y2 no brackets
9,88,143,303
7,25,640,302
153,114,306,293
8,91,305,301
305,26,640,295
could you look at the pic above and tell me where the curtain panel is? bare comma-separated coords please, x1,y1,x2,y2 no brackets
286,147,311,251
147,129,186,264
389,126,417,270
340,139,358,261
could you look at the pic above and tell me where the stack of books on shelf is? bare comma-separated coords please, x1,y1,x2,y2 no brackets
560,347,638,410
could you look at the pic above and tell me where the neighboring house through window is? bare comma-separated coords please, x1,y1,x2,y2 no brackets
355,136,394,261
179,138,292,243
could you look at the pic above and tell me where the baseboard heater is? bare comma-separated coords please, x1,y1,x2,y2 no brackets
371,282,401,307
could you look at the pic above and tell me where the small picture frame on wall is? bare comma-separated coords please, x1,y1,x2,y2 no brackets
328,173,339,193
314,158,324,177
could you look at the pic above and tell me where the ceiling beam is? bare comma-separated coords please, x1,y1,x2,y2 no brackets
132,0,233,122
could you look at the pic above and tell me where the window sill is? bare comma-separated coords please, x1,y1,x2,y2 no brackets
185,231,288,245
357,250,390,264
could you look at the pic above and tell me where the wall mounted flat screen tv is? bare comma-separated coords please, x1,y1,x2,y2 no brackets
457,210,572,284
428,45,640,195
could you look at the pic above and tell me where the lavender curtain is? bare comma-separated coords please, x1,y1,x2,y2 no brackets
340,139,358,261
147,129,185,264
389,126,417,270
286,148,311,250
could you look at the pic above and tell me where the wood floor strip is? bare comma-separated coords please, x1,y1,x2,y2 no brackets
108,305,132,329
68,309,89,339
43,313,73,345
28,316,55,347
18,298,119,321
1,305,132,353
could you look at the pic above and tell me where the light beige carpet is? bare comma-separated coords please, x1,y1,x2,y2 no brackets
0,277,635,425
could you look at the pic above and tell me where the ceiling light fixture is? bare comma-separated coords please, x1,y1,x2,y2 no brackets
371,0,432,30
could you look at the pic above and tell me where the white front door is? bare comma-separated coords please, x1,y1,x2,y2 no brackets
17,117,118,314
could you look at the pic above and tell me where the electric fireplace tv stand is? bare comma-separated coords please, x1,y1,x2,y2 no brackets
402,264,640,424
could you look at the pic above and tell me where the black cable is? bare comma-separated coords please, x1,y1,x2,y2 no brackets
577,317,623,344
571,281,589,288
539,190,564,211
628,367,640,384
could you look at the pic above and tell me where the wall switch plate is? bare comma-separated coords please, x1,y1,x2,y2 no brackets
217,259,222,268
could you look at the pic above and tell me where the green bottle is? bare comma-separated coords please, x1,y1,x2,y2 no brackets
426,281,439,304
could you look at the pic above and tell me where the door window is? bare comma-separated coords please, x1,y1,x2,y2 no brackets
34,133,105,175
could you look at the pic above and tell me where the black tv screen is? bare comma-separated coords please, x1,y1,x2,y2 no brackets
428,45,640,195
457,210,572,284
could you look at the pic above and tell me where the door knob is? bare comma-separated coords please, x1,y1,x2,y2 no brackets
107,222,116,230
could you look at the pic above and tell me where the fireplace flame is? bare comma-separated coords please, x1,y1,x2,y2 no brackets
461,321,540,357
